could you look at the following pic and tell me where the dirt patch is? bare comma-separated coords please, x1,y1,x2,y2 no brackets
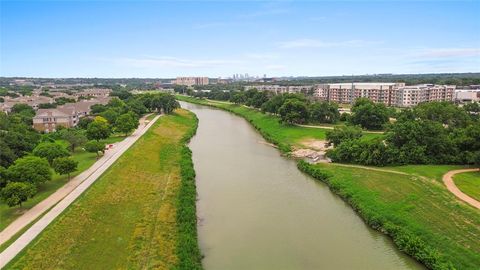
292,139,333,162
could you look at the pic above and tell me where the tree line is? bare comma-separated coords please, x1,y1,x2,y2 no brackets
326,101,480,166
0,92,179,207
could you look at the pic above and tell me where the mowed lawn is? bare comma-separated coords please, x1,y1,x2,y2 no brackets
454,171,480,201
313,163,480,269
8,109,197,270
177,96,380,151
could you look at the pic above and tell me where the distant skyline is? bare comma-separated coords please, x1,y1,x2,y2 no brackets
1,1,479,78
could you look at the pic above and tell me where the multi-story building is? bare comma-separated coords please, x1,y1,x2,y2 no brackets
315,83,405,106
395,84,455,107
32,98,111,132
455,89,480,103
174,77,209,86
73,88,111,98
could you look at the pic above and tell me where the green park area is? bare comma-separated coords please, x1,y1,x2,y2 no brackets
453,171,480,201
7,109,202,270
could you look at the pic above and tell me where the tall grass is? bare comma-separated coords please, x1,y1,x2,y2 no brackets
175,113,203,270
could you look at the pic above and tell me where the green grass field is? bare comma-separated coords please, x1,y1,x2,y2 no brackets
177,95,380,152
453,171,480,202
7,109,200,270
304,163,480,269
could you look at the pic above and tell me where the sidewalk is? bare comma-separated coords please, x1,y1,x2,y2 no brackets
0,114,160,268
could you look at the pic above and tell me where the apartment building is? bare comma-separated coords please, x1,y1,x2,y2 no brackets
455,89,480,103
32,97,111,132
73,88,111,98
395,84,455,107
174,77,209,86
315,83,405,106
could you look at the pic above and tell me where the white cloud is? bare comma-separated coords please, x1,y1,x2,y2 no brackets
418,48,480,58
112,56,243,69
278,39,382,49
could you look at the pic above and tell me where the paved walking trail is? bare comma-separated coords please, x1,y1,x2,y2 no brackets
0,114,160,268
442,168,480,210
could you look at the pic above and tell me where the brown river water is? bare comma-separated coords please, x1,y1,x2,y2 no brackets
181,102,424,270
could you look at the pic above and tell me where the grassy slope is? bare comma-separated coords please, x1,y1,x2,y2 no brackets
453,171,480,202
177,95,379,152
178,95,479,270
305,163,480,269
7,109,202,270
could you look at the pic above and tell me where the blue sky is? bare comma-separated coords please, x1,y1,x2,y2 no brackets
1,1,479,78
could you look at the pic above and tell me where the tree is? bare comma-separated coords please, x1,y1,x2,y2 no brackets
60,129,87,152
86,117,111,141
278,99,309,124
310,102,340,124
247,91,269,108
350,98,389,130
230,92,247,104
100,108,120,124
127,99,148,115
414,101,470,128
159,94,179,114
7,156,52,185
11,103,35,116
326,125,363,147
85,140,106,159
32,142,70,164
0,182,37,207
0,166,7,189
52,157,78,180
115,112,139,136
78,117,94,129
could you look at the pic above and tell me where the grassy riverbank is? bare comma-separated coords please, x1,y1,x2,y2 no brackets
178,96,480,269
177,95,379,152
453,171,480,201
7,109,202,270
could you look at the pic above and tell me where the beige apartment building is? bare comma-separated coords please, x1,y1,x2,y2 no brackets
315,82,405,106
174,77,209,86
244,85,313,94
395,84,455,107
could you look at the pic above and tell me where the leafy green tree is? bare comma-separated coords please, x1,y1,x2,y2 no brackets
86,117,111,141
230,92,247,104
7,156,52,185
414,101,470,128
90,104,107,114
350,98,389,130
84,140,106,159
127,99,148,115
261,94,284,114
0,182,37,207
0,140,16,168
115,112,139,136
11,103,34,116
326,126,363,147
32,142,70,164
247,91,269,108
278,99,309,124
0,166,7,189
100,108,120,124
52,157,78,180
77,117,94,129
310,102,340,123
159,94,179,114
60,129,87,152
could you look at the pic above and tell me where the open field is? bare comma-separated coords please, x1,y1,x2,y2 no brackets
454,171,480,202
176,95,380,152
6,109,201,270
178,96,479,269
300,162,480,269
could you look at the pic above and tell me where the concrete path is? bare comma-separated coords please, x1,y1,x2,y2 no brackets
442,168,480,210
0,114,160,269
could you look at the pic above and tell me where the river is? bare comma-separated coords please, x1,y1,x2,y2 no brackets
181,102,424,270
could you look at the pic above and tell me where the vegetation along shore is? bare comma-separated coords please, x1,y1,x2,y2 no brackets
176,94,480,270
5,108,203,270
